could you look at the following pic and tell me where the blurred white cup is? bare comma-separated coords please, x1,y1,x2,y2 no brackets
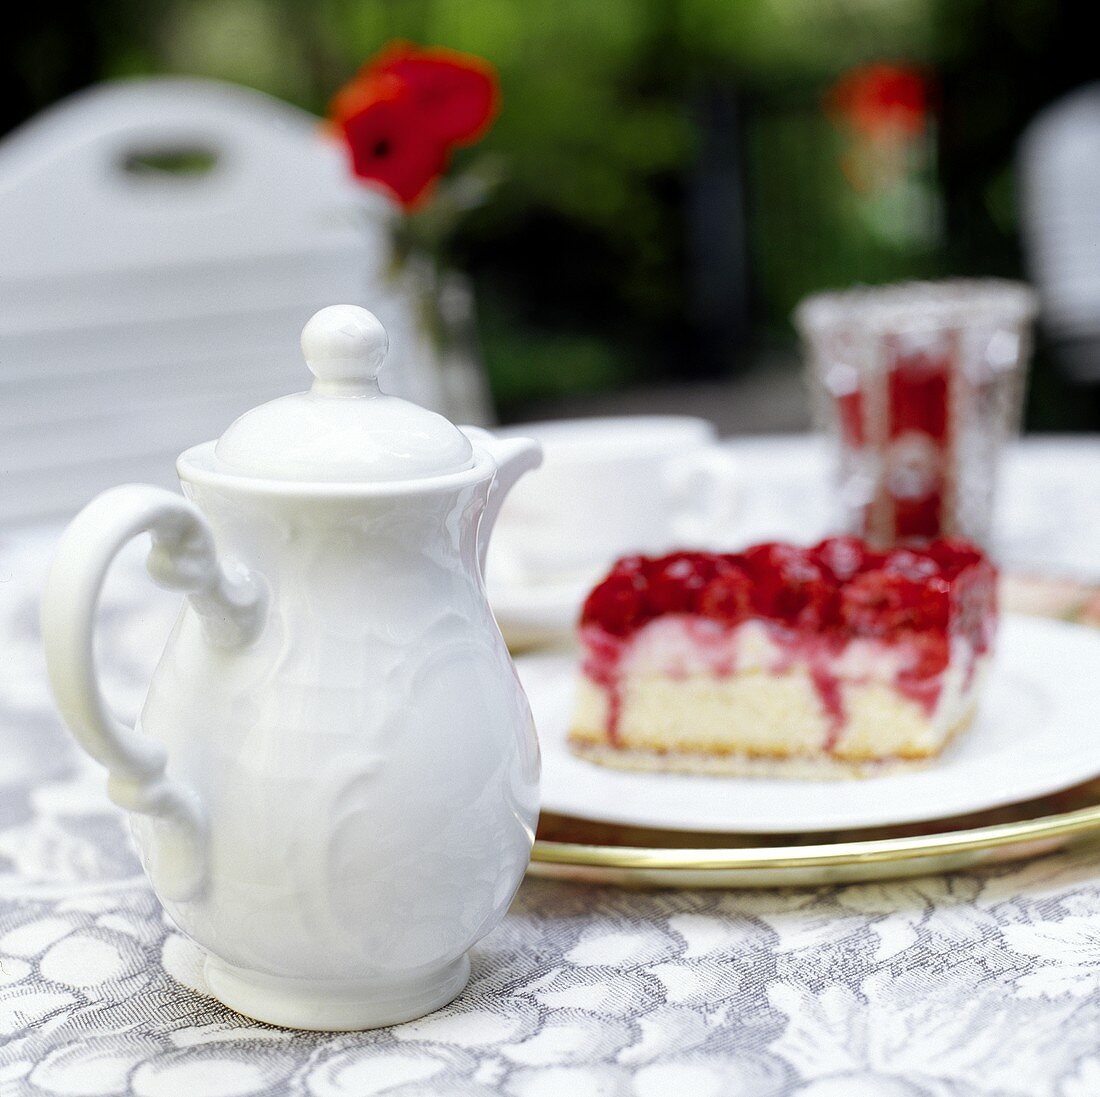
487,416,741,585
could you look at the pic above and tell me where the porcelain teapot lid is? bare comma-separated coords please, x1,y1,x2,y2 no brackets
213,305,475,483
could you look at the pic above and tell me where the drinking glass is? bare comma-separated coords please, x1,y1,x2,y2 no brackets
795,280,1038,547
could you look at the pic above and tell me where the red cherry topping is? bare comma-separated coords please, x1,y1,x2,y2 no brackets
742,543,834,629
698,565,754,623
579,538,994,644
646,553,712,615
839,569,949,636
813,536,875,581
580,568,647,636
882,548,940,582
928,538,986,576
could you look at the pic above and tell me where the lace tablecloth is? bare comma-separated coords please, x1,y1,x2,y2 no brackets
3,435,1100,1097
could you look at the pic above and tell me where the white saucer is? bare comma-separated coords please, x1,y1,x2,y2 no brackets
517,614,1100,833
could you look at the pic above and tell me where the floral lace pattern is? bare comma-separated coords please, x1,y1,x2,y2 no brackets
6,758,1100,1097
4,436,1100,1096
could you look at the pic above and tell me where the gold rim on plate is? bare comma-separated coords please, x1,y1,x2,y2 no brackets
528,778,1100,887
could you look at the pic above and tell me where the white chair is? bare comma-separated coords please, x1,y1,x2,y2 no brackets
1019,83,1100,381
0,76,456,524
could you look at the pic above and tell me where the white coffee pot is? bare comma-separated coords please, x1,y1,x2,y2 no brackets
41,305,542,1030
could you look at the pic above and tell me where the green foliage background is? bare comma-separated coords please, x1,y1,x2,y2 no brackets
5,0,1087,421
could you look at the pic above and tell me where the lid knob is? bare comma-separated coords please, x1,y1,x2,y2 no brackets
301,304,388,396
211,303,475,482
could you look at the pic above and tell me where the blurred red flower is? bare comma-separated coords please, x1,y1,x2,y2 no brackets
372,43,499,146
329,42,500,209
826,63,929,139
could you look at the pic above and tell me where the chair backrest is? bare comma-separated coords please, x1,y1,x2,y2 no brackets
1019,83,1100,380
0,76,445,523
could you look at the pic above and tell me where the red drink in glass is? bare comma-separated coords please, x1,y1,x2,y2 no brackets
796,281,1036,548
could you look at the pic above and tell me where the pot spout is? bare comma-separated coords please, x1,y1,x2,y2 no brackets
459,427,542,574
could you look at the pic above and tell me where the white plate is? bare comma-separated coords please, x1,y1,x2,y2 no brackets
517,614,1100,833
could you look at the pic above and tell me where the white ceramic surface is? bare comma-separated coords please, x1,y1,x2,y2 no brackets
519,614,1100,833
40,307,542,1031
487,416,740,583
214,305,474,483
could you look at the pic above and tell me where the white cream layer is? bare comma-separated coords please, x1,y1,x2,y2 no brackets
572,616,986,763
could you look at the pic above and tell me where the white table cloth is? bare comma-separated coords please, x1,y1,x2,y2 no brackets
3,435,1100,1097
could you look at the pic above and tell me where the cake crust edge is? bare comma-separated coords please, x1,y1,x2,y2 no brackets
567,706,977,780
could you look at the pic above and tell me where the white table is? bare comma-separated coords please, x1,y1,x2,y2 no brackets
3,435,1100,1096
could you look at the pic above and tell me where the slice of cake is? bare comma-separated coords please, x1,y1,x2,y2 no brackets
569,538,997,778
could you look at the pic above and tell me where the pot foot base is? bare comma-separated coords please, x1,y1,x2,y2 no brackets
202,952,471,1031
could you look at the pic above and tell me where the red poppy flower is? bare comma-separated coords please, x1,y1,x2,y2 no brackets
332,72,449,208
827,63,929,139
372,42,500,147
328,42,500,210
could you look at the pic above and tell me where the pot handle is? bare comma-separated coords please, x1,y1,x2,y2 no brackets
460,427,543,574
41,484,266,900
